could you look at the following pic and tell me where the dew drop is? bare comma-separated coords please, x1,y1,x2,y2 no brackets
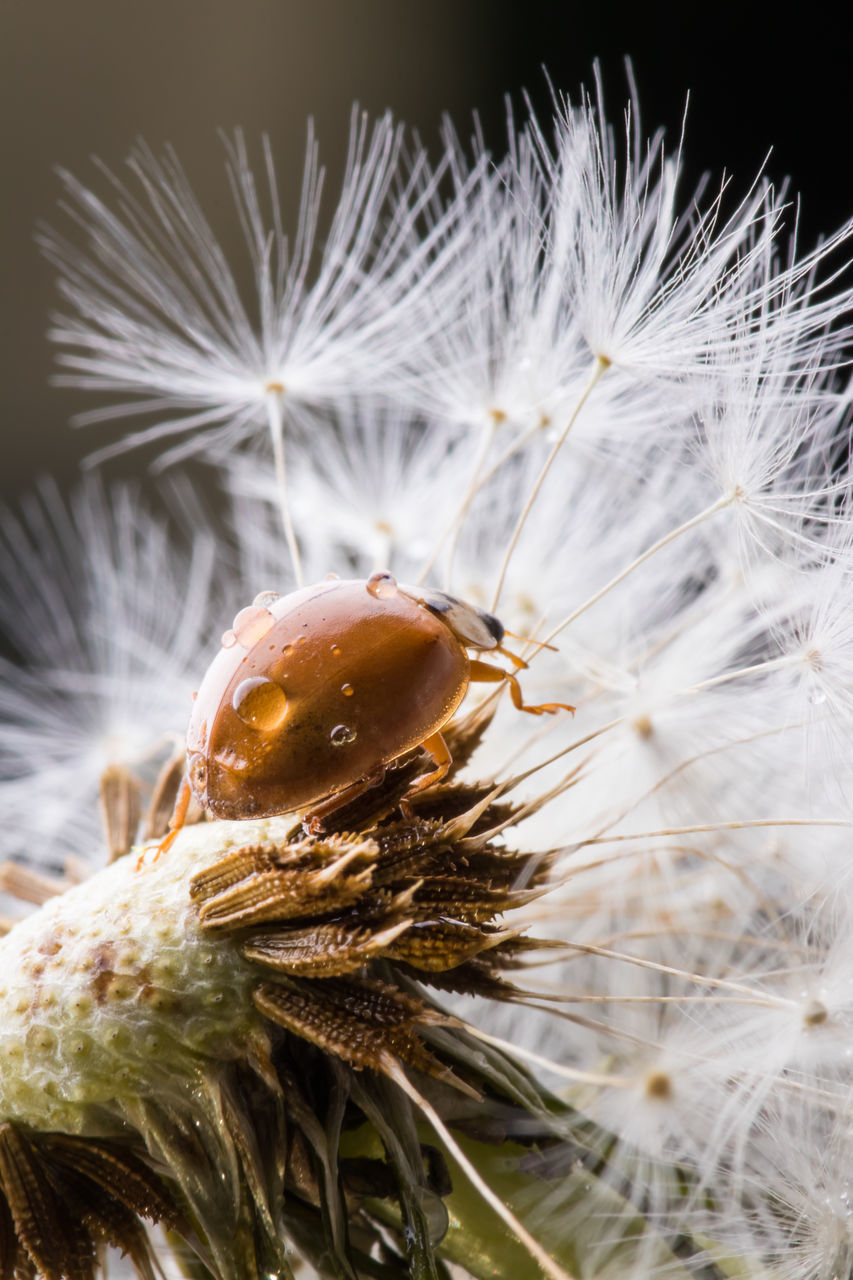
326,572,341,581
330,723,356,746
232,677,288,730
809,688,827,706
341,683,354,697
366,571,398,599
221,629,237,649
252,589,281,608
232,604,275,647
330,644,342,657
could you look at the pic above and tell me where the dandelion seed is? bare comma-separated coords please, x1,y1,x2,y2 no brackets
41,116,470,581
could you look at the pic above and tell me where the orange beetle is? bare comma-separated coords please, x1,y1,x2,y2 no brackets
161,571,571,848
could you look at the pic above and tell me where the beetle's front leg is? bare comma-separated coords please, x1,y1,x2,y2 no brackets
468,659,575,716
138,774,192,868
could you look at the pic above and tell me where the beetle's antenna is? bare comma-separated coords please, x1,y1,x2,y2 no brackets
502,628,558,654
265,384,304,587
490,355,609,613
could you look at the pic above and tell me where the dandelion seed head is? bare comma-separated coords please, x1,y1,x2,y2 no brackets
7,74,853,1277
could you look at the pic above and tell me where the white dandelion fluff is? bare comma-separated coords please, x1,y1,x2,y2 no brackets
5,71,853,1279
0,476,217,873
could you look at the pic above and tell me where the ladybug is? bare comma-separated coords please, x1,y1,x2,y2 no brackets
160,572,572,849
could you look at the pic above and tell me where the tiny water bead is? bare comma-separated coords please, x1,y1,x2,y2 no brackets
366,571,398,599
330,724,357,746
221,629,237,649
232,678,288,731
232,605,275,647
331,645,342,657
252,589,281,608
341,683,354,697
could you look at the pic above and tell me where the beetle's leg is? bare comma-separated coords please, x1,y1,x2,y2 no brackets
468,659,575,716
304,764,387,833
138,774,192,869
495,643,529,671
405,731,452,798
495,639,561,671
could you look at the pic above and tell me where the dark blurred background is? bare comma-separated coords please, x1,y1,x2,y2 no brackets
1,0,849,505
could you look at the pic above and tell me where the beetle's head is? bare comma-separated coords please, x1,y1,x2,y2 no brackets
399,584,504,651
186,703,253,820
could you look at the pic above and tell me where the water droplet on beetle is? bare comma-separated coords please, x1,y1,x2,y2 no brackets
330,644,342,657
252,589,280,608
330,723,356,746
341,683,354,697
232,605,275,647
366,571,398,599
232,677,288,730
221,629,237,649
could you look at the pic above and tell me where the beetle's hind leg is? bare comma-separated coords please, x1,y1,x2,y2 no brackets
469,659,575,717
404,732,452,800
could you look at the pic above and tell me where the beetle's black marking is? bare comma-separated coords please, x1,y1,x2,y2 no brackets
477,608,504,645
421,591,452,615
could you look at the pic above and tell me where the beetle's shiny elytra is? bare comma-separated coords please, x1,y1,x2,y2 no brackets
158,571,572,851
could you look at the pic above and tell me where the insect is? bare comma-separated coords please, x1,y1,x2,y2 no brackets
159,572,572,850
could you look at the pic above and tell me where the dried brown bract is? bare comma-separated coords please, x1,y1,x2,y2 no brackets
189,757,548,1086
0,729,591,1280
0,1126,179,1280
